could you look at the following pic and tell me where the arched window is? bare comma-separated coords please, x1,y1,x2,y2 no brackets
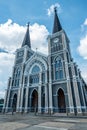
12,67,21,87
17,68,21,77
55,57,63,80
31,65,40,74
30,65,40,84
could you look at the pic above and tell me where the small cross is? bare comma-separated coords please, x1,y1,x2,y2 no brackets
54,6,57,12
27,22,30,27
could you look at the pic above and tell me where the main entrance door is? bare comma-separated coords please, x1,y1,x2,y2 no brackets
58,89,66,113
31,90,38,112
12,94,17,112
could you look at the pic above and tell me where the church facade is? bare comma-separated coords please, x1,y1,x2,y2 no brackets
3,8,87,115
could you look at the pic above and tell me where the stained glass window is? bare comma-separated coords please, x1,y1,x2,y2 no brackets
31,65,40,74
55,57,63,80
30,65,40,84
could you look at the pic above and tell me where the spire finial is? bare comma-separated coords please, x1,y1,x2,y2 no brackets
27,22,30,28
52,7,62,33
21,22,31,48
54,6,57,13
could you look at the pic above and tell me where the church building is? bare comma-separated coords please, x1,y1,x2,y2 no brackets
3,8,87,115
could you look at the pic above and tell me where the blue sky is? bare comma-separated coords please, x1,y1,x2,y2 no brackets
0,0,87,98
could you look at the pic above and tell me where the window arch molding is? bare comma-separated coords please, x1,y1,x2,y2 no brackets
53,55,63,63
24,57,47,76
30,88,38,98
56,87,65,96
28,64,41,85
29,63,42,75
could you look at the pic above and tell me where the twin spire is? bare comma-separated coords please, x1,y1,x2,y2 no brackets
52,7,62,34
22,22,31,48
22,7,62,48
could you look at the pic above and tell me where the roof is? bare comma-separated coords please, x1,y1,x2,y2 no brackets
52,7,62,34
22,23,31,48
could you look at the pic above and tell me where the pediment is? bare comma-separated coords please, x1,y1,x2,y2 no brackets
24,52,48,75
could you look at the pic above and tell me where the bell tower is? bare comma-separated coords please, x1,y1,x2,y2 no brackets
11,23,34,89
48,7,74,114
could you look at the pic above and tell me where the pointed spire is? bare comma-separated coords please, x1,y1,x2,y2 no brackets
52,7,62,34
22,22,31,48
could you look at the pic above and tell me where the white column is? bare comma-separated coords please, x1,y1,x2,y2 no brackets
16,65,24,112
80,80,86,111
79,71,86,111
16,88,21,112
48,36,53,114
5,90,10,112
19,76,25,112
38,72,42,113
2,77,11,112
72,63,82,113
45,71,48,113
78,70,86,112
2,89,8,113
48,56,53,114
45,85,48,113
24,76,29,113
5,78,12,112
25,87,29,113
64,52,74,114
20,87,24,112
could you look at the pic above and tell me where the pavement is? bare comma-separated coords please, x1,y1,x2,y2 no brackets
0,113,87,130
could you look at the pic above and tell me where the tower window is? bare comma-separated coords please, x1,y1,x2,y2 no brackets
24,76,28,85
55,57,63,80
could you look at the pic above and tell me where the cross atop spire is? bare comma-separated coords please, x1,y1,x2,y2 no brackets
52,7,62,34
54,6,57,13
22,22,31,48
27,22,30,28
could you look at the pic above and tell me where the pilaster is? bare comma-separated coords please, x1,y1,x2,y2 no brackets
16,65,24,112
64,52,74,114
44,71,48,113
45,84,48,113
2,78,10,113
71,63,82,114
19,76,25,112
25,76,30,113
5,78,12,112
38,72,42,113
16,88,21,112
48,58,53,113
78,71,86,112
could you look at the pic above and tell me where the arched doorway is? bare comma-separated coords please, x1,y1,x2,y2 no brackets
31,90,38,112
12,94,17,112
58,89,66,113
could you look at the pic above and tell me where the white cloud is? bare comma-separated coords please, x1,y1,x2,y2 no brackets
77,35,87,59
0,19,25,53
0,81,7,99
0,19,49,98
0,91,5,99
77,18,87,59
0,19,49,53
84,18,87,26
47,3,61,16
79,63,87,83
77,18,87,83
30,23,49,54
0,52,15,98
